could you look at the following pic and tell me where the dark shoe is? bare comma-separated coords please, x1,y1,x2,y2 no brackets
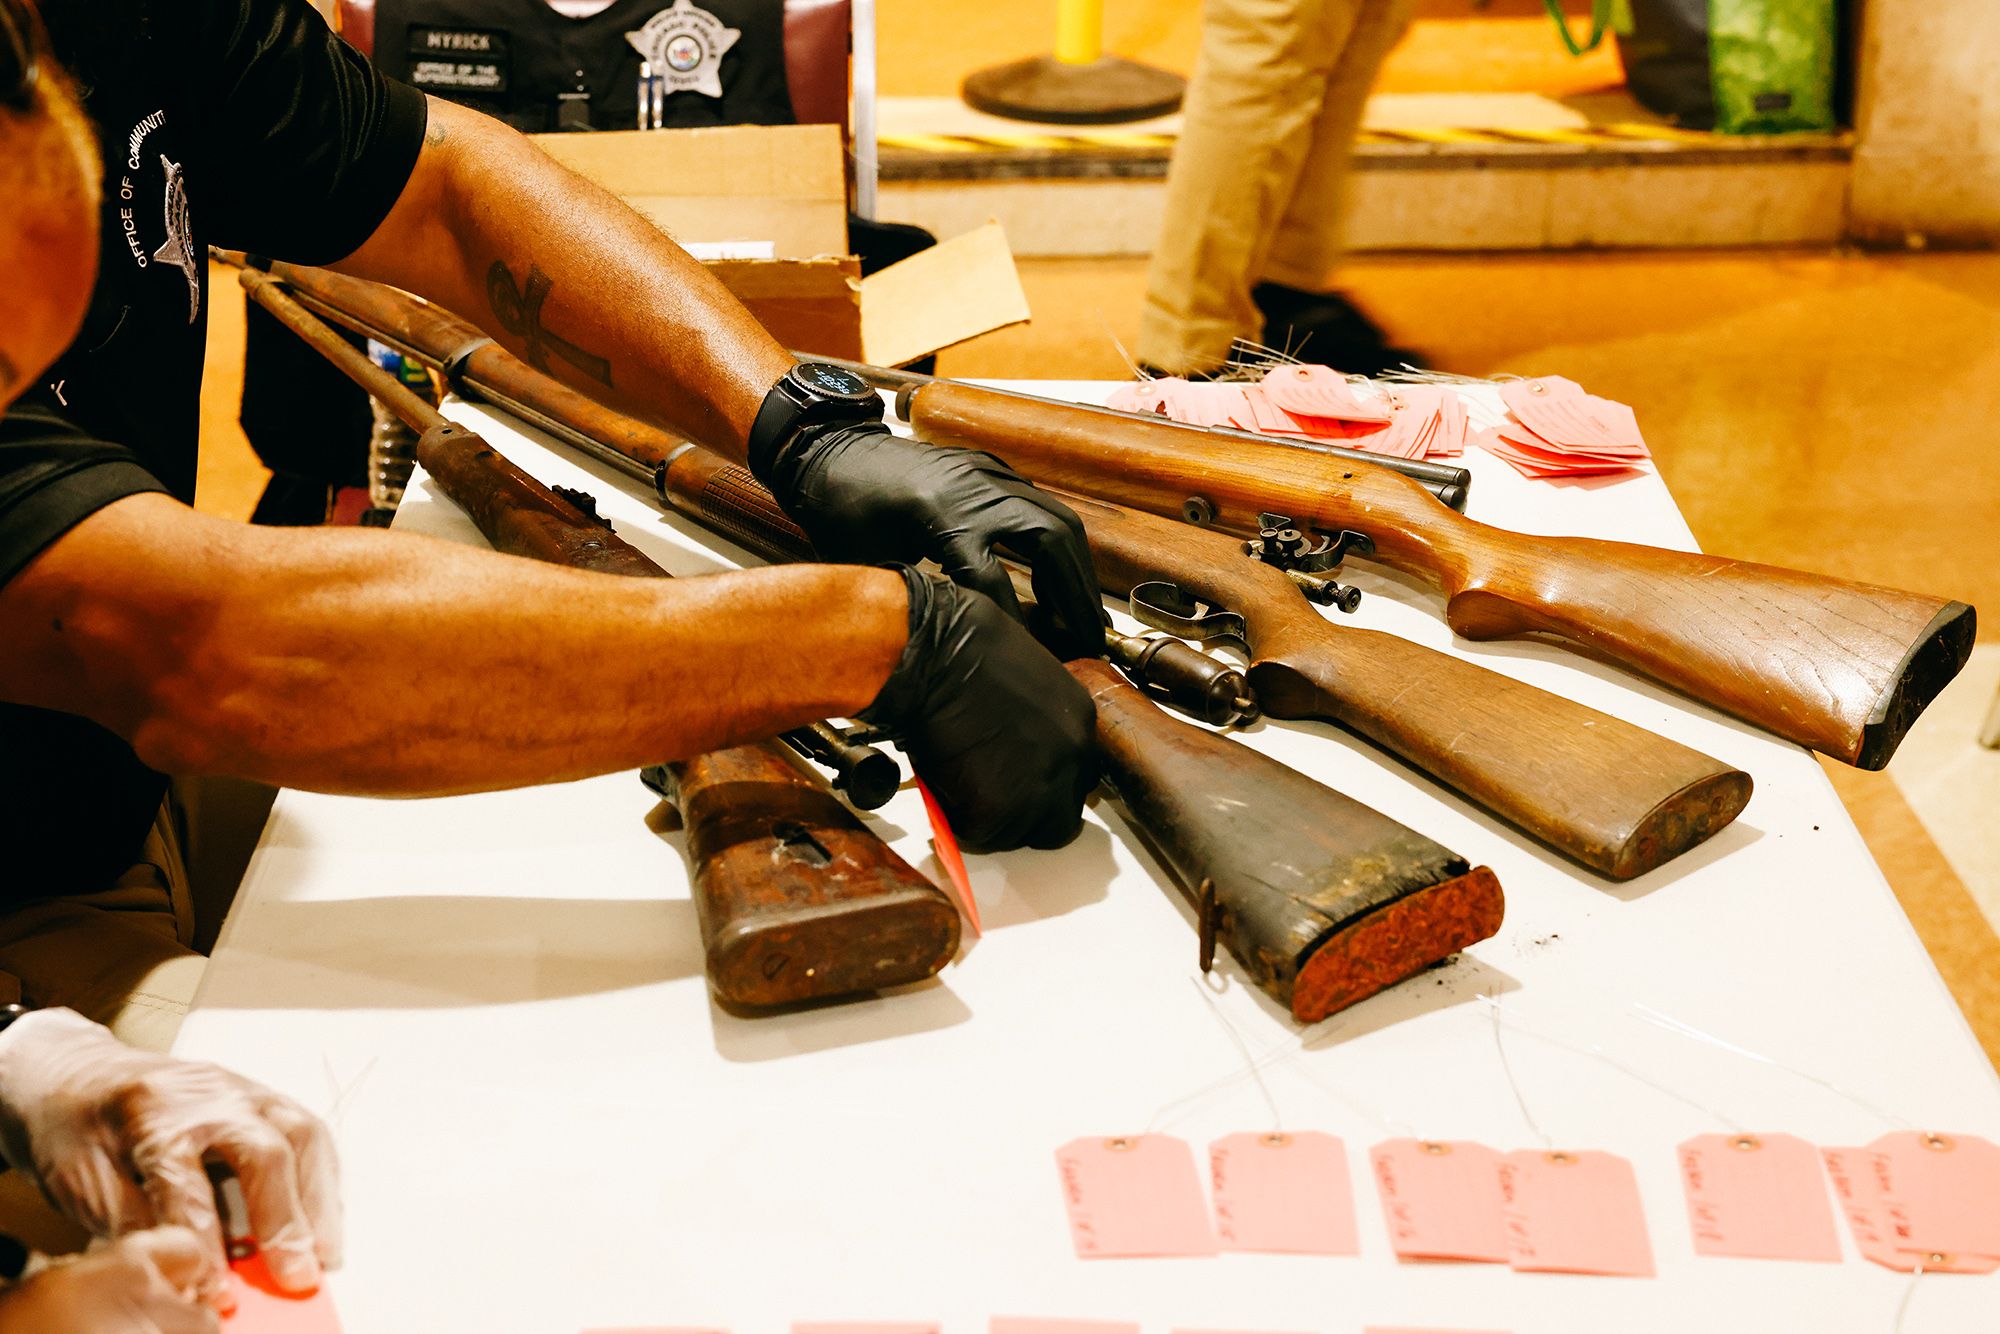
1252,282,1424,376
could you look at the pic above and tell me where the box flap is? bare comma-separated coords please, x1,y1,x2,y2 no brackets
858,223,1031,368
529,125,847,259
710,256,864,362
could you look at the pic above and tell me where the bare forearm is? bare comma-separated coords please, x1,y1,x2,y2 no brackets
334,99,790,461
0,497,905,795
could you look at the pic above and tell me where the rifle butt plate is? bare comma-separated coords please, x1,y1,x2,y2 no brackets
1290,866,1505,1022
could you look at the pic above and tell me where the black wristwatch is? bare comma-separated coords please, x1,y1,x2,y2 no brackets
746,362,885,479
0,1005,29,1037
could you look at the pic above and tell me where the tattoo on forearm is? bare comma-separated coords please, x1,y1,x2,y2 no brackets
486,261,613,386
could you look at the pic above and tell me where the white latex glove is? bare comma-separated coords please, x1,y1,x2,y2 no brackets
0,1227,218,1333
0,1011,340,1297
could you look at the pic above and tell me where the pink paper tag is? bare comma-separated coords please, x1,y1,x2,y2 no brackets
1056,1134,1218,1258
222,1258,343,1334
1499,1149,1655,1277
1370,1139,1508,1263
1210,1131,1359,1255
1260,364,1390,422
1106,379,1178,416
1820,1147,1997,1273
1499,377,1647,454
1679,1132,1841,1261
1872,1131,2000,1259
994,1321,1138,1334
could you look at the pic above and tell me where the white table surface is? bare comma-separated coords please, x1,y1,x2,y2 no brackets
177,384,2000,1333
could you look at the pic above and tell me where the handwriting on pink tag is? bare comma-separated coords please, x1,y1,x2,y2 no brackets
1056,1134,1218,1258
1825,1146,1999,1273
1370,1139,1507,1263
222,1258,342,1334
1679,1133,1840,1261
1499,1149,1655,1276
1872,1131,2000,1260
993,1320,1138,1334
1210,1131,1358,1255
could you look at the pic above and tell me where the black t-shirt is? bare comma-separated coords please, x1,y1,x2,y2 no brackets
0,0,427,898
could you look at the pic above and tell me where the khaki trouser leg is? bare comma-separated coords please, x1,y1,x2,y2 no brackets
1261,0,1417,291
1137,0,1368,373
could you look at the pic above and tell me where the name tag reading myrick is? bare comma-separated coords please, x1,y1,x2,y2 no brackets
407,25,510,94
626,0,740,99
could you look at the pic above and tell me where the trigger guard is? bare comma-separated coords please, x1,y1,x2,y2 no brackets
1128,581,1247,644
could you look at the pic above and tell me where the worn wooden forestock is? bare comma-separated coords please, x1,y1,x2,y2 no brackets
1073,660,1502,1020
1052,491,1750,879
901,380,1977,769
412,422,960,1007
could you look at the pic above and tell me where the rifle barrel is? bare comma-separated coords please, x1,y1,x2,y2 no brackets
240,267,900,812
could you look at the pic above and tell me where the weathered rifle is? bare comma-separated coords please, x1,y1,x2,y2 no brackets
241,267,959,1008
256,263,1507,1020
876,375,1975,770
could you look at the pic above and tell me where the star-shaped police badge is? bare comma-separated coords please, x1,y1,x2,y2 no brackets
152,155,200,324
626,0,740,100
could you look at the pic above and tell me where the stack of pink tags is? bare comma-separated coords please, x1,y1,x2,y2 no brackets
1477,376,1652,478
1106,365,1469,462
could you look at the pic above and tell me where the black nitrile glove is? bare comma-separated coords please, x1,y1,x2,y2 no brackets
765,422,1108,662
862,566,1098,853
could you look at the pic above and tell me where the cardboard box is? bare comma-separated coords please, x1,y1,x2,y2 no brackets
530,124,1028,365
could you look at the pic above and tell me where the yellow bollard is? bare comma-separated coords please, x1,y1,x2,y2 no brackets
1054,0,1104,66
961,0,1184,125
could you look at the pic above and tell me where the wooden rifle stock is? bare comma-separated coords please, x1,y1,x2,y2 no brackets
241,267,958,1008
900,379,1976,770
417,423,961,1006
1074,659,1503,1020
1055,490,1750,879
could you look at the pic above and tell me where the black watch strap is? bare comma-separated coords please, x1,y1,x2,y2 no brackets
747,363,884,480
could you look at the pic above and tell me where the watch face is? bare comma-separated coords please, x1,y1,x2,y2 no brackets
793,362,874,402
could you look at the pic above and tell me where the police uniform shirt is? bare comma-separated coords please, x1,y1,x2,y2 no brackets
0,0,427,897
371,0,793,133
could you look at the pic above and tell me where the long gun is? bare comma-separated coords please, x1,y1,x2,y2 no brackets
240,267,959,1008
880,376,1976,771
252,263,1506,1020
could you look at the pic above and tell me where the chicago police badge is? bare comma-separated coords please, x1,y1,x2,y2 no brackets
625,0,740,100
